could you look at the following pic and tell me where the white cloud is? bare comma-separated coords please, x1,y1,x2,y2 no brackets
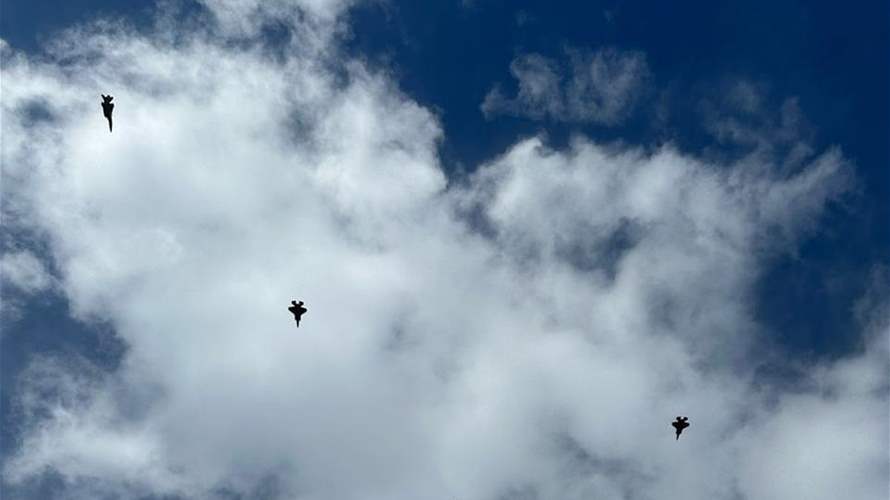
1,250,54,322
698,80,818,165
1,5,886,500
1,251,52,294
482,48,650,125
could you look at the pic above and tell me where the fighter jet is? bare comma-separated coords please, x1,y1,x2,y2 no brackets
288,300,308,327
101,94,114,132
672,416,690,440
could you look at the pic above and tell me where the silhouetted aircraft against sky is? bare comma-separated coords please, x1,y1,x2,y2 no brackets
101,94,114,132
288,300,307,327
672,416,690,440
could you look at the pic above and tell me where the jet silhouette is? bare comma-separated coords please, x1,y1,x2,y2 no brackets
672,416,690,440
101,94,114,132
288,300,308,327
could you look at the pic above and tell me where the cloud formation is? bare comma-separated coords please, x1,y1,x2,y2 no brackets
482,48,650,125
2,2,887,499
0,250,54,322
1,251,52,295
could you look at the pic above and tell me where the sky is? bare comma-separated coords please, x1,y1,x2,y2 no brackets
1,1,888,499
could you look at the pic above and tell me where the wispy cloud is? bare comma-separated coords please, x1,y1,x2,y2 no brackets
482,48,650,125
1,251,52,295
1,250,55,322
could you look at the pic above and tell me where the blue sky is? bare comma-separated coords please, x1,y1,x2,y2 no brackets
1,1,888,499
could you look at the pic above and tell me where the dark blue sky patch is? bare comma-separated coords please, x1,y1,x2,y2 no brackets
1,0,157,52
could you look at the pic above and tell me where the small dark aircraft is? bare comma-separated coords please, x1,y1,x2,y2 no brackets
101,94,114,132
672,416,690,440
288,300,308,327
